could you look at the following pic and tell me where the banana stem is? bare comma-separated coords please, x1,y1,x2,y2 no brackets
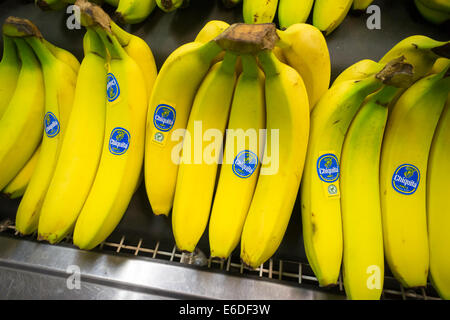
240,54,259,77
25,36,58,68
376,57,414,88
197,41,224,64
372,85,401,107
257,50,280,77
12,38,37,67
94,26,125,60
110,21,131,47
84,28,107,58
221,51,238,74
1,36,20,65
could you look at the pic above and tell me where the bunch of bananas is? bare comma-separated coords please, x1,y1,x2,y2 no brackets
414,0,450,25
145,20,330,268
237,0,374,35
0,0,157,250
301,34,450,300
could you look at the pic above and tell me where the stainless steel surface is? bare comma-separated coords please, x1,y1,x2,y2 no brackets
0,235,343,300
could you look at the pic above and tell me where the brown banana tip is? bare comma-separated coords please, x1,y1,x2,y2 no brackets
161,0,174,11
3,16,43,38
75,0,111,31
376,56,414,88
431,42,450,59
36,0,52,11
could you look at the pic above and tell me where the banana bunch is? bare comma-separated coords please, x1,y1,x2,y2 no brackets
301,34,450,300
240,0,373,35
414,0,450,25
145,22,312,268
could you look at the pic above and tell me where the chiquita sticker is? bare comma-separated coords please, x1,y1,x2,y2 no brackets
153,104,176,132
317,153,340,183
392,164,420,195
232,150,259,179
107,73,120,102
44,112,60,138
109,127,130,155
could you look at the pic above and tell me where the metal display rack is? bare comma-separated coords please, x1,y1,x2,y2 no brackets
0,0,448,300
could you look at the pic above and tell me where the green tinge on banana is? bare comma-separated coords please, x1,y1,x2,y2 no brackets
414,0,450,25
35,0,67,11
0,36,21,120
116,0,157,24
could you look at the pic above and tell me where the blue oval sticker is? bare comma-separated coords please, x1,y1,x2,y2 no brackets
109,127,130,155
153,104,176,132
44,112,60,138
107,73,120,102
317,153,340,183
232,150,259,179
392,164,420,195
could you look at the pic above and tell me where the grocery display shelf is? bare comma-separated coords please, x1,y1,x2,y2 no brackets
0,0,448,300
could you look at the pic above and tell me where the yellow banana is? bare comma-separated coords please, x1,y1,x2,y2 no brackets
380,64,450,288
332,59,383,87
240,50,309,269
209,54,265,260
0,35,20,120
379,35,449,83
195,20,230,43
276,23,331,110
243,0,279,24
145,41,223,216
115,0,157,24
0,38,44,192
428,96,450,300
73,23,147,250
172,52,238,253
278,0,314,29
340,85,403,300
38,29,107,244
44,40,80,74
300,59,411,287
312,0,353,36
13,19,77,235
2,145,41,200
353,0,374,11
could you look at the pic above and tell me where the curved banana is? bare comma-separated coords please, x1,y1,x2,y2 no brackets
145,41,223,216
73,25,147,250
209,54,265,260
415,0,450,25
156,0,184,13
115,0,157,24
312,0,353,36
332,60,383,87
428,96,450,300
0,38,44,192
379,35,450,83
2,145,41,200
0,36,20,120
419,0,450,13
14,23,77,235
278,0,314,29
44,40,80,74
340,85,402,300
38,29,107,244
276,23,331,110
172,52,238,252
352,0,374,11
380,64,450,288
240,50,310,269
195,20,230,43
300,59,411,287
243,0,279,24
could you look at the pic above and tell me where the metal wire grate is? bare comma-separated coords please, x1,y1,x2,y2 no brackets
0,219,441,300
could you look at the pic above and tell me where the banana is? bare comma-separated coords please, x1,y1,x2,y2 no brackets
0,38,44,192
278,0,314,29
2,145,41,200
36,0,67,10
12,19,77,235
379,35,450,83
415,0,450,25
332,60,383,87
208,54,265,260
115,0,157,24
340,85,402,300
0,36,20,120
222,0,241,8
419,0,450,13
172,52,238,253
243,0,279,24
380,64,450,288
276,23,331,110
300,59,411,287
240,50,309,269
156,0,184,13
312,0,353,36
44,40,80,74
145,41,223,216
73,23,147,250
428,96,450,300
195,20,230,43
352,0,374,11
37,29,107,244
